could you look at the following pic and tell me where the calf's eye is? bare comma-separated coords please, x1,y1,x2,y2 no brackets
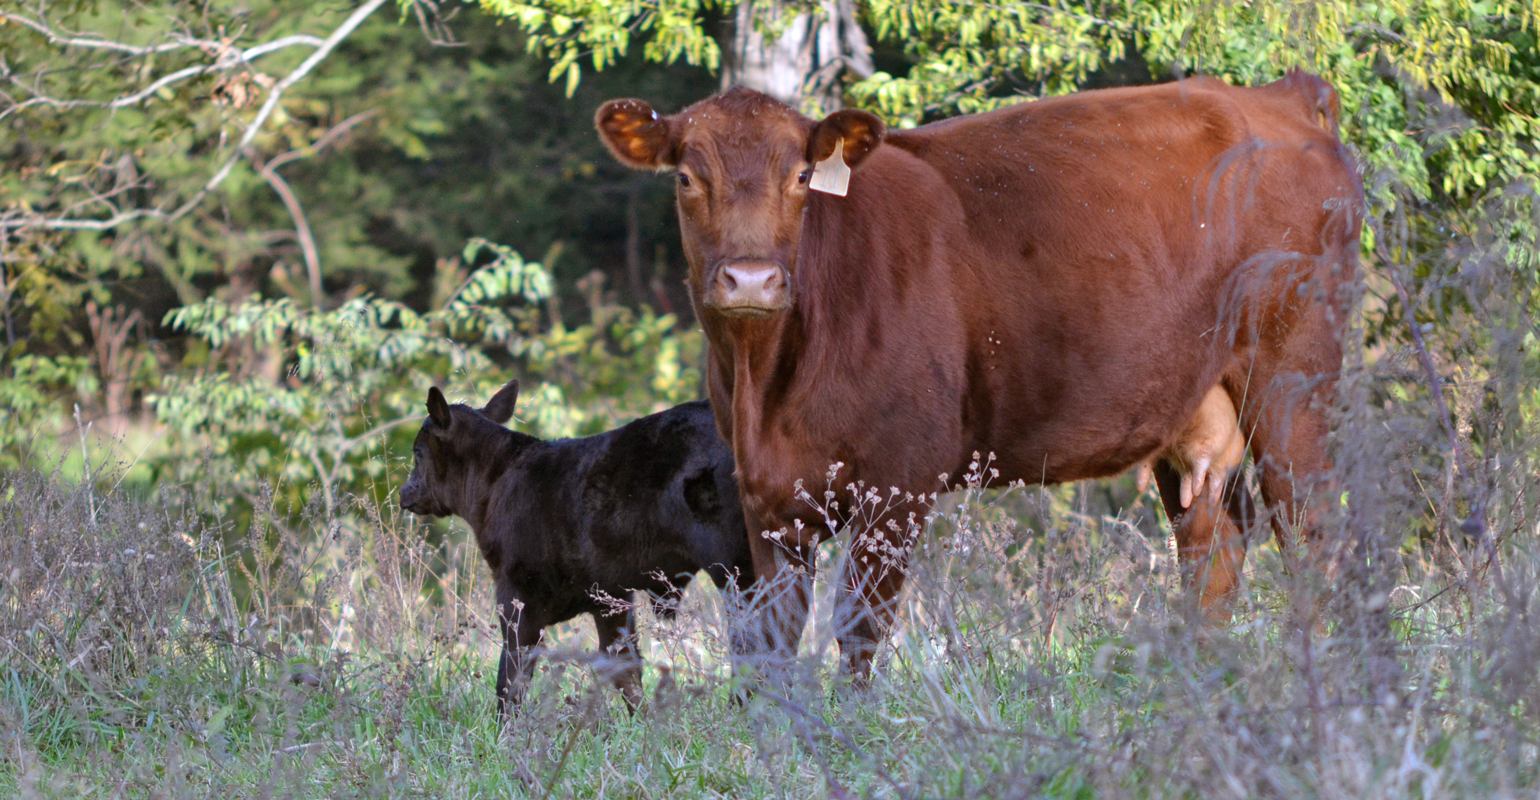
797,170,811,184
677,173,692,188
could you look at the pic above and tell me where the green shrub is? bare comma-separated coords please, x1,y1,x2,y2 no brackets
147,239,701,532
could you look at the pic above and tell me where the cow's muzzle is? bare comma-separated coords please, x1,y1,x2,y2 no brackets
399,480,438,516
705,261,790,314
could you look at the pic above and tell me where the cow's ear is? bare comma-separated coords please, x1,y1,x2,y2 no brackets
426,387,453,430
482,379,520,426
808,109,885,171
596,99,676,170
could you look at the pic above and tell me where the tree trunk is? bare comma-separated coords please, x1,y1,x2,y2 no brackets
724,0,874,116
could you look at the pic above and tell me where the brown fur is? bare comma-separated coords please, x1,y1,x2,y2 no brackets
598,71,1363,680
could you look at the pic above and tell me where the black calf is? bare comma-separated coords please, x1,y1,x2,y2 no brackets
400,379,753,717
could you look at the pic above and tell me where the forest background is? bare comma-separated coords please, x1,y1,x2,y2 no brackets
3,0,1536,520
3,0,1540,796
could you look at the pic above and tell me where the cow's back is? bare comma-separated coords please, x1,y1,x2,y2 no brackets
853,75,1361,483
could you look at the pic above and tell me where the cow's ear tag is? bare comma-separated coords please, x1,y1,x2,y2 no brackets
809,139,850,197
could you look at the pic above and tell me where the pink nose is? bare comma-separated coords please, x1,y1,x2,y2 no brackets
708,262,789,312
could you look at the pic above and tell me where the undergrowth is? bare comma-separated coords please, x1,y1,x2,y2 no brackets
1,442,1536,798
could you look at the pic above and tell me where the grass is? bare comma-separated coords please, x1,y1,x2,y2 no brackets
2,442,1537,799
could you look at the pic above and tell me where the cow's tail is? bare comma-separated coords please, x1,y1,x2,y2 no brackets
1281,69,1342,139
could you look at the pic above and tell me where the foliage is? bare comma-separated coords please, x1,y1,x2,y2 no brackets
0,1,716,469
488,0,1540,306
148,241,701,526
850,1,1540,215
0,356,96,464
0,0,405,309
487,0,1538,207
475,0,724,96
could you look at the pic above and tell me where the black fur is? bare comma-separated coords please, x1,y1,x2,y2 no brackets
399,380,753,717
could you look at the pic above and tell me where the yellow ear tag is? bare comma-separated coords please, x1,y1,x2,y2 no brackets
809,139,851,197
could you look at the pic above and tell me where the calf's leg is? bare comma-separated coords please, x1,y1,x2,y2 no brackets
495,594,545,723
593,608,644,712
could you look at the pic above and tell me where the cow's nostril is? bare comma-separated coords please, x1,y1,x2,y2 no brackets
710,262,789,312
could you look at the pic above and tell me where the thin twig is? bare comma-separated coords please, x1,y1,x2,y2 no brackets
0,11,200,55
254,109,376,307
265,108,376,171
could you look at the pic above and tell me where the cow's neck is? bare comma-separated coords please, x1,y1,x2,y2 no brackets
711,311,799,451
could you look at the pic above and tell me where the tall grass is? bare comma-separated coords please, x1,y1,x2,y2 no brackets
2,399,1537,798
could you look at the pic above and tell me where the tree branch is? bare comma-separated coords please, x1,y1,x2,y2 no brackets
0,31,328,120
0,0,390,233
255,109,377,308
200,0,390,194
0,10,197,56
266,108,377,171
256,164,323,307
1,8,328,59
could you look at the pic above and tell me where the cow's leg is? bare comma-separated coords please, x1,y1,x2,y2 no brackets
495,592,545,723
731,514,814,684
1153,459,1246,618
1226,299,1343,585
832,530,910,685
593,608,644,712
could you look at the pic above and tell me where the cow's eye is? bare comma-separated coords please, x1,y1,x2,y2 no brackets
797,169,811,185
677,173,692,188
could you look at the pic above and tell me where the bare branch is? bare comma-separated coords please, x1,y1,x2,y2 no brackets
266,109,377,171
0,10,195,56
0,0,390,233
255,109,378,308
234,35,329,60
3,63,208,115
170,0,392,222
1,6,328,60
256,165,322,308
0,30,327,120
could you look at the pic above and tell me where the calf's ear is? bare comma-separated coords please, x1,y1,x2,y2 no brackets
482,379,520,425
595,99,676,170
426,387,453,430
808,109,885,171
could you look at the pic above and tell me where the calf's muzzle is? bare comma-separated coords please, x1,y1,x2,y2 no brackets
706,261,790,314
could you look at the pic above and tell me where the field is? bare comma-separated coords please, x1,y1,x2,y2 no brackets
5,0,1540,797
3,404,1536,799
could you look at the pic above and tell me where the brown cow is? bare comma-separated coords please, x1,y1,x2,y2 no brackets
596,72,1362,682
